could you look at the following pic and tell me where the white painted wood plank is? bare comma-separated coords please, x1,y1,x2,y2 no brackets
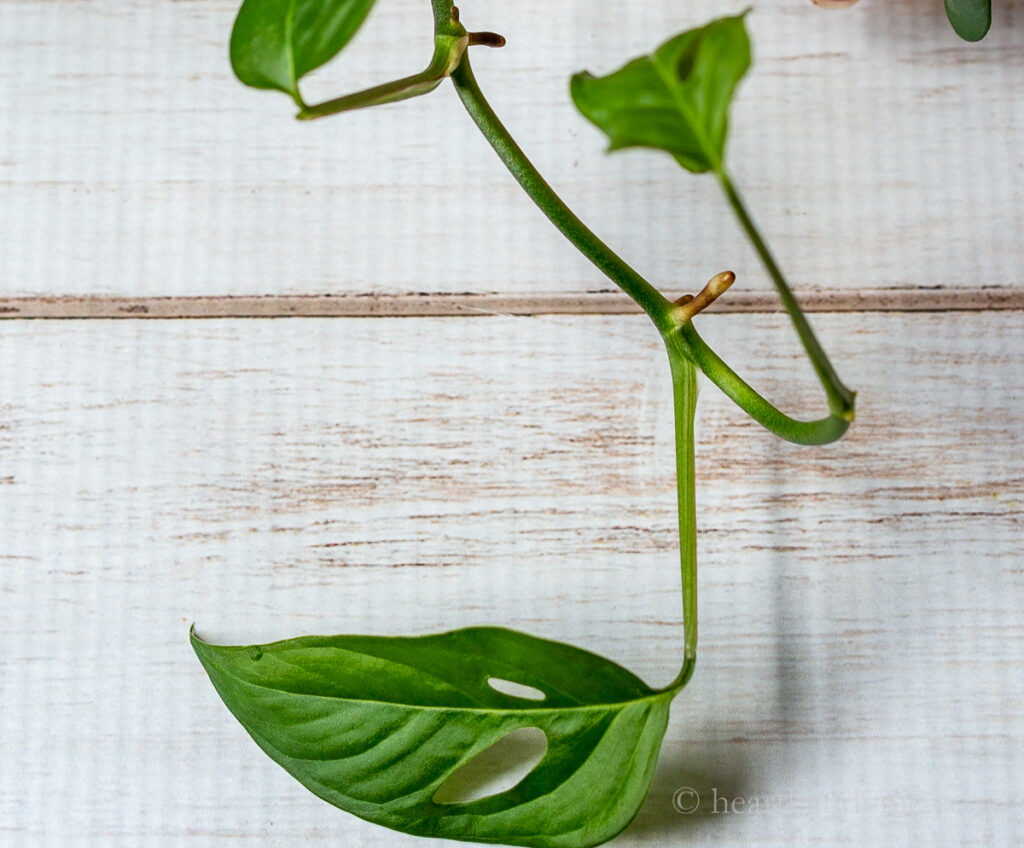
0,312,1021,845
3,286,1023,319
1,1,1022,298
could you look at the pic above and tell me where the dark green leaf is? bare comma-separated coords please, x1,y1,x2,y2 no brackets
230,0,377,104
570,13,751,173
192,626,675,848
945,0,991,42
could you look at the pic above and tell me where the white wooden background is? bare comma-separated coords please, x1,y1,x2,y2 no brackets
1,0,1023,302
1,2,1023,848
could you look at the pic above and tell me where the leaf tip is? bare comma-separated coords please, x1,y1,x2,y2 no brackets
569,70,593,98
189,623,212,652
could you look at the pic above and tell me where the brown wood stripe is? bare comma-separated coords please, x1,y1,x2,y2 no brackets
0,288,1021,318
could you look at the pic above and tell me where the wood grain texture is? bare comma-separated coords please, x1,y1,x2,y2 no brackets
1,0,1022,298
0,312,1021,846
1,285,1024,318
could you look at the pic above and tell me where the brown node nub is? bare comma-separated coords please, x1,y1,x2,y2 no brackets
672,271,736,323
468,31,507,48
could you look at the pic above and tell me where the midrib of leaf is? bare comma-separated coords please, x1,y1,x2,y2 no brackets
650,54,721,172
284,0,301,104
270,648,493,707
195,628,686,712
208,664,678,715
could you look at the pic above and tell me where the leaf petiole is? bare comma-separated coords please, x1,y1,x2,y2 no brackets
296,3,505,121
667,349,699,686
298,32,469,120
714,167,856,420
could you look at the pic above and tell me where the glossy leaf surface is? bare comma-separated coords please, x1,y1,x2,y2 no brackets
945,0,992,42
230,0,377,103
570,13,750,173
193,626,675,848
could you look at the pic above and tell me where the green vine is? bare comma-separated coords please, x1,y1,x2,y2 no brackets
193,4,856,846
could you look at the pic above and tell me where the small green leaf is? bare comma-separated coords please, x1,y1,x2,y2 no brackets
192,626,676,848
570,13,751,173
945,0,991,42
230,0,377,105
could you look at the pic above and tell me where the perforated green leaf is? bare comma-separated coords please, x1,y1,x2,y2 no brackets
192,626,675,848
570,13,750,173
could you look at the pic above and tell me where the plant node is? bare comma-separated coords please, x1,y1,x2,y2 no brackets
468,31,507,48
671,271,735,323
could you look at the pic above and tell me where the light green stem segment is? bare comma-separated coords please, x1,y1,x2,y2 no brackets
298,68,447,120
666,346,699,693
298,30,469,120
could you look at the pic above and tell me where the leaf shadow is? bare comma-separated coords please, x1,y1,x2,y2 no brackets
627,736,754,838
627,435,842,841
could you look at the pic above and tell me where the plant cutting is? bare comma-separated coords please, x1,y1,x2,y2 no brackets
192,3,857,847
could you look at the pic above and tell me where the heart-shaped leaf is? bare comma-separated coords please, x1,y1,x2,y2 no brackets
192,626,676,848
570,13,751,173
230,0,377,104
945,0,991,42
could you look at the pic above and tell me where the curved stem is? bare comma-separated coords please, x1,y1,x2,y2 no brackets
298,72,447,120
668,325,849,445
715,167,856,420
299,30,470,121
451,56,676,335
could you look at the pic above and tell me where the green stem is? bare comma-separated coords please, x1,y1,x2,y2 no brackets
450,56,676,335
715,167,856,419
452,54,850,446
666,346,699,692
445,46,854,686
431,0,459,32
299,30,470,121
298,72,447,120
669,326,849,446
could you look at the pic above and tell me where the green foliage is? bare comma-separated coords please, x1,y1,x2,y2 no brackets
229,0,473,118
192,626,674,848
203,7,856,847
570,12,854,425
230,0,377,105
570,13,750,173
945,0,992,42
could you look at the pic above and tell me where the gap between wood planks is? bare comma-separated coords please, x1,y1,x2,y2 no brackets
0,288,1021,318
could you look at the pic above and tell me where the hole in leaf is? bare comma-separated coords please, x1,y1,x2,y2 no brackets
433,727,547,805
487,677,545,701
